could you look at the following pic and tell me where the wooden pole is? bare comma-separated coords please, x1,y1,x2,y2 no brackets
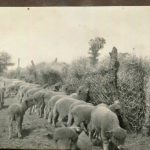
17,58,21,78
31,60,37,81
109,47,120,102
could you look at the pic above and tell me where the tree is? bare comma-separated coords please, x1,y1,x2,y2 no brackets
0,52,14,73
88,37,106,66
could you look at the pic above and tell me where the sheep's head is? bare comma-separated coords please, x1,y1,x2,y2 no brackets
106,127,127,149
23,96,35,108
76,86,89,102
54,127,78,150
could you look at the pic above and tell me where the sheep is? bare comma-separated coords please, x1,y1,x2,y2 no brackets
90,104,127,150
67,103,95,133
47,93,80,124
16,83,29,102
53,127,79,150
8,96,36,139
19,83,40,103
109,100,128,129
77,130,93,150
67,101,87,126
52,97,83,127
109,100,121,114
47,95,67,124
5,80,25,98
46,92,79,123
52,127,92,150
75,85,90,102
51,85,90,126
31,89,65,118
70,93,79,99
0,87,5,109
18,84,33,103
23,87,43,115
43,90,66,119
30,89,46,118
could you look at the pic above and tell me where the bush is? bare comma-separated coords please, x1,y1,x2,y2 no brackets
64,57,95,94
64,54,147,133
118,55,146,132
5,53,149,133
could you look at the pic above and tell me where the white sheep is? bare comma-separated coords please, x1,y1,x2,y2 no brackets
47,95,67,124
8,96,36,139
67,103,94,133
52,97,83,127
52,127,92,150
90,104,127,150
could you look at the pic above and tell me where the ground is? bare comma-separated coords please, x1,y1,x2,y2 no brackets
0,97,150,149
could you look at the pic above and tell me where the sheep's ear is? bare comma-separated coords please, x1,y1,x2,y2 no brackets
105,130,113,138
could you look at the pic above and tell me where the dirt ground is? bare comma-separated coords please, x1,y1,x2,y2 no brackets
0,97,150,150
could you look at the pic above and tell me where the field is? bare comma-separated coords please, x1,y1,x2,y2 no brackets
0,97,150,150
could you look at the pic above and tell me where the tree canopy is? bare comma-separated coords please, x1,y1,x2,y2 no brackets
88,37,106,66
0,52,14,73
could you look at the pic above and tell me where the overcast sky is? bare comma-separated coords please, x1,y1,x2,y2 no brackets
0,7,150,69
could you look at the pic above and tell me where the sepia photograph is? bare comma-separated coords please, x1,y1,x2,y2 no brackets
0,6,150,150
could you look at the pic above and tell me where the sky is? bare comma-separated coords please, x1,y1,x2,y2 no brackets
0,6,150,69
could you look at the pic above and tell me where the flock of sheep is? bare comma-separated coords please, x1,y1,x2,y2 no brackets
0,77,127,150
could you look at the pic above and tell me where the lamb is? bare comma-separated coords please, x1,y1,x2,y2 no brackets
8,96,36,139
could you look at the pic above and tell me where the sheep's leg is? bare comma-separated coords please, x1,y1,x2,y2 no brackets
39,106,42,118
48,111,52,124
67,112,73,127
80,122,88,133
8,117,13,139
0,102,2,109
28,107,32,115
41,103,45,118
101,130,109,150
71,116,80,127
39,103,45,118
44,106,48,119
20,116,24,132
35,105,40,116
16,117,22,138
89,129,95,141
32,105,36,113
58,116,65,127
52,108,58,127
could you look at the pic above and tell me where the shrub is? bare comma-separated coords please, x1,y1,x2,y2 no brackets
118,55,146,132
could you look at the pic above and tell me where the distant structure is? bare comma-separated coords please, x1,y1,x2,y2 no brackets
17,58,21,78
